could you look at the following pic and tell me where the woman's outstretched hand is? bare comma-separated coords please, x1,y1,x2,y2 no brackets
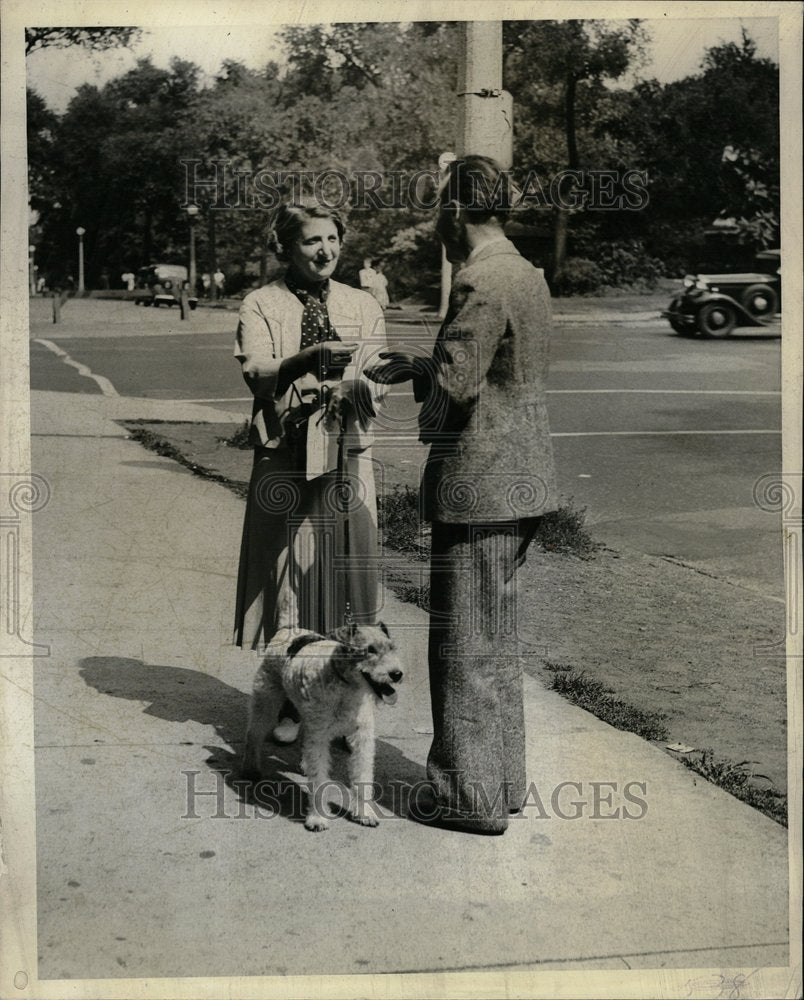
276,340,358,396
303,340,358,379
364,349,424,384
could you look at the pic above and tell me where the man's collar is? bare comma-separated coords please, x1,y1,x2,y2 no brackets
464,236,518,265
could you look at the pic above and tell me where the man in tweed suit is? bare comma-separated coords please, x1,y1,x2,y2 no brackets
367,156,558,834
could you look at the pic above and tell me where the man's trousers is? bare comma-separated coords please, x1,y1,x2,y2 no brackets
426,518,539,830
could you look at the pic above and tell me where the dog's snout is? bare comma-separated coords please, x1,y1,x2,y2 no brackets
389,669,403,683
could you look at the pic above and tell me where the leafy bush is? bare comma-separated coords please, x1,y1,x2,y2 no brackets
553,257,605,295
377,484,429,558
534,499,600,559
378,221,442,302
555,239,665,294
221,420,252,449
379,486,597,561
640,219,709,276
594,239,664,289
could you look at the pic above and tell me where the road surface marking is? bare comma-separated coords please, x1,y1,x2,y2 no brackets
546,389,780,395
179,397,253,403
119,389,780,404
34,338,118,397
552,430,780,437
384,389,780,398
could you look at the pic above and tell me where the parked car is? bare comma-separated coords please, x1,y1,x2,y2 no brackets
133,264,198,309
662,249,780,337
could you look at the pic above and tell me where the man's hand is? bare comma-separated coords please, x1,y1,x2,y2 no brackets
364,349,424,384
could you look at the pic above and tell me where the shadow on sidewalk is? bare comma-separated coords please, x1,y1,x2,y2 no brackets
79,656,425,823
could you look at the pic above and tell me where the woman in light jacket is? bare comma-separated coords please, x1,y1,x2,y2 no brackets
233,199,387,739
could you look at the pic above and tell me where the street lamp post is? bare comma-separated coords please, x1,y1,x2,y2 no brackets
186,204,199,296
29,245,37,297
76,227,86,293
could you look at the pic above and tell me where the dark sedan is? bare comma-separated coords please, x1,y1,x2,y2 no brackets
662,249,780,337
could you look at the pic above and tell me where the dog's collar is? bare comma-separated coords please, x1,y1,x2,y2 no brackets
286,632,325,658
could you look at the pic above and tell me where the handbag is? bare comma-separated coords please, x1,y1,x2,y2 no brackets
283,382,340,478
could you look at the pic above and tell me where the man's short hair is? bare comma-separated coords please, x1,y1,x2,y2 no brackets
441,155,518,223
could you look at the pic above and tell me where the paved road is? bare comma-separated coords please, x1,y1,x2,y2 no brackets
29,297,784,597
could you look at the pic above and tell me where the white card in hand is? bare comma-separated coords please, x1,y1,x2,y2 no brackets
306,412,340,481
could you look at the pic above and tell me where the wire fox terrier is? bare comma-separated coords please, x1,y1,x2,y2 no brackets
242,623,403,831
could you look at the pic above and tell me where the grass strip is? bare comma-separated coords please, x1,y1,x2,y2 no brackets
545,663,670,742
544,662,787,827
679,749,787,827
124,426,250,499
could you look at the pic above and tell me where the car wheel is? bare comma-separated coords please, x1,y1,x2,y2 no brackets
697,302,737,338
189,301,197,311
741,283,778,323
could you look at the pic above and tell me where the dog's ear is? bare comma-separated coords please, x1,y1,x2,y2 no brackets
377,621,390,638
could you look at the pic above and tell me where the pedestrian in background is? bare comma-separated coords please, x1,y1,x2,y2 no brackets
373,262,390,310
358,257,377,296
367,155,558,834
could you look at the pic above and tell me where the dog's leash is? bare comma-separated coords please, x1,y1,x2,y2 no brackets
336,405,353,631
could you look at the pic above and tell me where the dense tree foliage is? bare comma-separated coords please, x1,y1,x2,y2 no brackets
503,19,650,280
25,27,141,55
27,22,778,296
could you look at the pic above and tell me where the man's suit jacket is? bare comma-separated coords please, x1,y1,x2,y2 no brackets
234,277,386,453
416,238,558,523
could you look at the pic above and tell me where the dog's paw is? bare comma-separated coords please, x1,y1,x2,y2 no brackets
350,811,379,827
304,814,331,832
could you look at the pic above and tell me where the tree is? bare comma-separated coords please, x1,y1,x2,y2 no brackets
33,57,201,286
26,88,58,210
25,27,141,56
607,29,779,269
503,19,649,282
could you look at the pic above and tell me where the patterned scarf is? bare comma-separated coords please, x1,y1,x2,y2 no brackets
284,271,341,350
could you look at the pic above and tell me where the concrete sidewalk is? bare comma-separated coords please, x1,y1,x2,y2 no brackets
29,388,788,981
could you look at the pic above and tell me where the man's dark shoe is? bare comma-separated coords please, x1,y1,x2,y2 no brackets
407,786,507,836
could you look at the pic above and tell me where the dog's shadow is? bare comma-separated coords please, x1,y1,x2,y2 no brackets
78,657,426,822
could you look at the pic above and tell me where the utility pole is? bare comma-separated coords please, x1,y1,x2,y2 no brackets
438,22,513,315
438,151,456,319
457,22,513,167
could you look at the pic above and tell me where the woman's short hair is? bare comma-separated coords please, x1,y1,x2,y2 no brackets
440,155,519,222
267,199,346,261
